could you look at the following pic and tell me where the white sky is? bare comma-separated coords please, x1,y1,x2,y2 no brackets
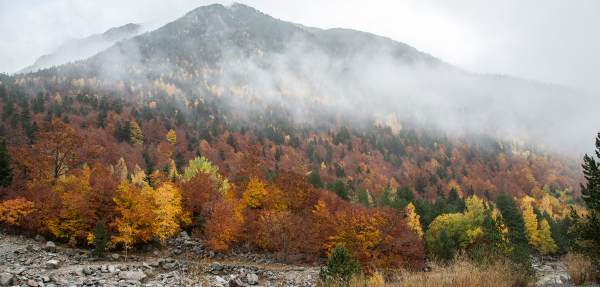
1,0,599,94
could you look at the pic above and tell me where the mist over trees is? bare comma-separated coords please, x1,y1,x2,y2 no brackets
0,3,592,273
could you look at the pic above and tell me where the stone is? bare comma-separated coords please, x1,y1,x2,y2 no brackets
211,262,223,271
0,273,13,286
32,246,41,252
178,231,189,238
246,273,259,285
11,268,25,275
75,268,84,276
173,249,182,255
35,235,46,242
82,266,91,275
44,241,56,252
183,240,196,246
214,276,227,285
560,275,569,283
45,260,59,269
41,277,49,283
118,272,147,281
111,254,119,260
162,263,175,270
153,251,159,256
108,265,115,273
27,280,38,287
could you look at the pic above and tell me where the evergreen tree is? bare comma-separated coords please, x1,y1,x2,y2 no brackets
571,131,600,267
174,152,185,175
307,169,324,189
319,245,362,284
92,220,110,257
357,187,370,208
495,191,527,244
433,228,456,260
0,140,13,187
333,179,349,201
226,133,236,150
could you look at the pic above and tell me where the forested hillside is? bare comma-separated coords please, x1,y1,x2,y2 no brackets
0,4,589,268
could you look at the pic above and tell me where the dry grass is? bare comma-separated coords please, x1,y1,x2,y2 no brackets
324,253,533,287
565,252,597,285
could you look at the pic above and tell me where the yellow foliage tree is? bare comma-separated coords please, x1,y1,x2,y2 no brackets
243,177,267,209
115,158,128,182
405,203,423,239
111,182,155,253
523,204,540,247
147,182,190,244
0,198,34,227
166,129,177,145
537,219,557,257
129,121,143,146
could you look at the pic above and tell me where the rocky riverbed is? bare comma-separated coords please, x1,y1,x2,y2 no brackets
0,232,319,287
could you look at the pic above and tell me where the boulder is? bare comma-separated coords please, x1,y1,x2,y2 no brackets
82,266,92,275
247,273,259,285
26,280,38,287
44,241,56,252
45,260,59,269
111,253,119,260
0,273,13,286
118,271,147,281
211,262,224,271
35,235,46,242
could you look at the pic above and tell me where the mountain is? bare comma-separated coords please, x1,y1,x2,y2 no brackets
17,23,142,74
0,3,588,268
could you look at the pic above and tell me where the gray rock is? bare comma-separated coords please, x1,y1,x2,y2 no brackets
26,280,38,287
173,249,182,255
560,275,569,283
44,241,56,252
211,262,223,271
153,251,159,256
162,263,175,270
11,268,25,275
118,271,147,281
75,267,84,276
31,246,41,252
149,262,160,268
45,260,59,269
35,235,46,242
178,231,189,238
41,277,49,283
0,273,13,286
82,266,91,275
183,240,196,246
246,273,259,285
111,254,119,260
108,265,116,273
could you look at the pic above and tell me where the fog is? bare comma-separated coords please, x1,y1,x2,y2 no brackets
5,3,600,155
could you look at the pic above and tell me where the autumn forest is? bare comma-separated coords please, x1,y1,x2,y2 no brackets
0,4,592,274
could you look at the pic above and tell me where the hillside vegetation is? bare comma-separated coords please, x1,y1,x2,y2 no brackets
0,3,590,273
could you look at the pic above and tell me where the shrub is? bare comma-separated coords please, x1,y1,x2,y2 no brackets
565,253,598,285
319,245,363,285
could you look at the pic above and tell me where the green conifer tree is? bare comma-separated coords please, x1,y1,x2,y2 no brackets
0,140,13,187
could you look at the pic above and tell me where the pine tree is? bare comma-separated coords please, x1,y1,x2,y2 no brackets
91,220,110,257
307,170,324,188
433,228,456,260
333,179,349,201
495,191,527,244
319,245,362,284
571,131,600,267
0,140,13,187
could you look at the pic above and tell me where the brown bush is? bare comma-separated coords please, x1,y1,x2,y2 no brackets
565,253,597,285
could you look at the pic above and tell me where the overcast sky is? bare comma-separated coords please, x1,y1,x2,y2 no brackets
1,0,599,94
